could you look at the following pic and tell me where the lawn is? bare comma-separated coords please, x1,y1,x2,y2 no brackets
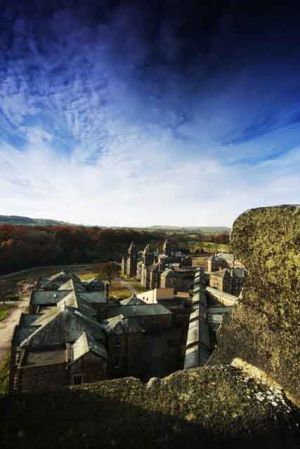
0,304,13,321
109,281,132,300
192,256,209,268
125,281,146,293
0,351,10,395
191,241,231,253
79,272,98,281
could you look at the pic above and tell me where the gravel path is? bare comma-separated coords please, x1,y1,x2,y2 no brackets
0,300,28,360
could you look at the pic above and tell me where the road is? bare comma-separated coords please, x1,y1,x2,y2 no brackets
0,299,29,360
0,263,93,280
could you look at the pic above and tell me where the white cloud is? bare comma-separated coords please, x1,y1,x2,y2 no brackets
1,127,299,226
0,7,300,227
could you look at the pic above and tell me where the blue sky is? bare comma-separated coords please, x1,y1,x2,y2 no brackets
0,0,300,226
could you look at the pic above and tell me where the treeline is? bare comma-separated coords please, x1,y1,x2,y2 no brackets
0,224,230,274
0,225,164,275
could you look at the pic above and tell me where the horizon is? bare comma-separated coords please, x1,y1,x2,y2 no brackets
1,1,300,226
0,212,231,229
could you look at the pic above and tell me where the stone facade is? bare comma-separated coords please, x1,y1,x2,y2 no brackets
122,239,195,292
208,268,247,295
121,242,138,277
11,271,175,393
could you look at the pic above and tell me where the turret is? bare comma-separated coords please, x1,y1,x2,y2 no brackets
128,242,137,258
142,244,154,266
162,239,171,256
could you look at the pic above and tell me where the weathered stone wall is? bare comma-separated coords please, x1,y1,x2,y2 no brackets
70,353,107,384
19,363,68,392
1,366,299,448
209,205,300,404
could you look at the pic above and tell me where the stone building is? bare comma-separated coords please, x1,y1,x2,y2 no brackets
11,271,175,393
184,269,238,369
209,268,232,293
206,253,247,296
121,242,138,277
120,239,195,293
208,267,247,295
11,299,108,393
207,254,230,272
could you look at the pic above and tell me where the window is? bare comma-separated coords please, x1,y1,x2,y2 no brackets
115,336,121,347
114,356,120,368
73,374,83,385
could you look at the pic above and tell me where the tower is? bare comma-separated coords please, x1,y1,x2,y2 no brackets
127,242,137,277
162,239,171,257
126,242,138,278
141,244,154,287
142,244,154,266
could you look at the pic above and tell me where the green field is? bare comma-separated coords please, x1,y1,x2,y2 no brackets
0,305,13,321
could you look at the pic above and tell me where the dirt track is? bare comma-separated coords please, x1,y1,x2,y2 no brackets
0,301,28,359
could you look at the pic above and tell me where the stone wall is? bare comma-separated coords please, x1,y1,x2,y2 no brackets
18,363,68,392
209,205,300,405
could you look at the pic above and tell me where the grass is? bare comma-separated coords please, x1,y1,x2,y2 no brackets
191,241,231,253
109,281,132,300
0,351,10,395
79,272,98,280
124,280,146,293
0,304,13,321
192,256,209,268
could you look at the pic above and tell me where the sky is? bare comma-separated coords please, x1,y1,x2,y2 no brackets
0,0,300,227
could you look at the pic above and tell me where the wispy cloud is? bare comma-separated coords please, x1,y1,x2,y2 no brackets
0,1,300,225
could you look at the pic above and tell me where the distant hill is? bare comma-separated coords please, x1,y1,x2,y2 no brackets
143,225,230,233
0,215,230,232
0,215,72,226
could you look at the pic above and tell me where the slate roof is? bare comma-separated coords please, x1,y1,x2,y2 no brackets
72,332,108,362
210,268,230,278
19,307,105,348
38,271,72,289
206,286,238,306
78,291,107,304
82,278,106,290
107,303,172,319
101,314,145,335
58,277,87,292
30,290,70,306
120,295,145,306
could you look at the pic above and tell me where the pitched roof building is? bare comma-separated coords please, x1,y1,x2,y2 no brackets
11,271,175,392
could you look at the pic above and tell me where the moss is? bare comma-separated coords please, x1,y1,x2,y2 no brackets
0,366,299,449
0,304,14,321
210,205,300,405
0,352,10,396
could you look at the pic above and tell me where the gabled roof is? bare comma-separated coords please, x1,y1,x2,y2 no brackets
58,277,87,292
210,268,230,279
39,271,72,289
83,278,106,290
19,307,105,348
206,286,238,306
72,332,108,363
30,290,70,306
107,303,172,319
57,291,96,319
120,295,145,306
101,314,145,335
78,291,107,305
